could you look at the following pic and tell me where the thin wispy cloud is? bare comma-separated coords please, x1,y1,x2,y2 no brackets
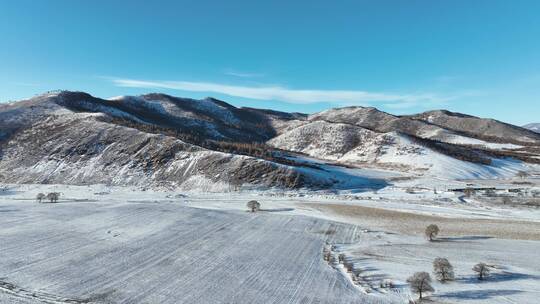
223,70,264,78
111,78,454,108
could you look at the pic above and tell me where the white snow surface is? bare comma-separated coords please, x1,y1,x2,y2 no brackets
373,134,532,179
0,185,399,304
1,183,540,303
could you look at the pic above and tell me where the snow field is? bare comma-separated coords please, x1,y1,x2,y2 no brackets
2,183,540,303
337,232,540,304
0,195,398,304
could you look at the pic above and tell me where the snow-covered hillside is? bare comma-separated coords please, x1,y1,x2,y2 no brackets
410,110,540,143
0,111,338,190
269,121,534,179
523,123,540,133
1,91,539,190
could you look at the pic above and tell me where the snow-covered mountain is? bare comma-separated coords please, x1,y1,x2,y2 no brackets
0,91,538,190
268,119,533,179
524,123,540,133
309,106,540,144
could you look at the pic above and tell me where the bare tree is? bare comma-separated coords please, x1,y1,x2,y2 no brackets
516,171,529,179
36,193,46,203
472,263,490,280
407,272,434,300
463,188,475,197
433,258,454,282
46,192,60,203
425,224,440,241
246,200,260,212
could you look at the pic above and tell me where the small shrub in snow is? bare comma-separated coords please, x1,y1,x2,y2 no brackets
425,224,439,241
472,262,490,280
343,261,354,273
433,257,454,282
324,252,331,262
322,248,331,262
36,193,45,203
329,255,338,265
484,189,496,197
407,272,434,300
380,279,394,288
246,200,260,212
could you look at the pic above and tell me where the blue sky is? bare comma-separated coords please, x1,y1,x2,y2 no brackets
1,0,539,125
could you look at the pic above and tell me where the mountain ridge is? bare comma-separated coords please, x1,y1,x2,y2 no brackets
0,91,538,190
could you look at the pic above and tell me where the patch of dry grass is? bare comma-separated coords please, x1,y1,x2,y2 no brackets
301,203,540,240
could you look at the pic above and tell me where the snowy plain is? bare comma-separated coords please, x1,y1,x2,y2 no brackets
1,181,540,304
0,184,400,304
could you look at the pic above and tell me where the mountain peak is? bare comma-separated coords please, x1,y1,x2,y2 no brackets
415,109,475,119
524,123,540,133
